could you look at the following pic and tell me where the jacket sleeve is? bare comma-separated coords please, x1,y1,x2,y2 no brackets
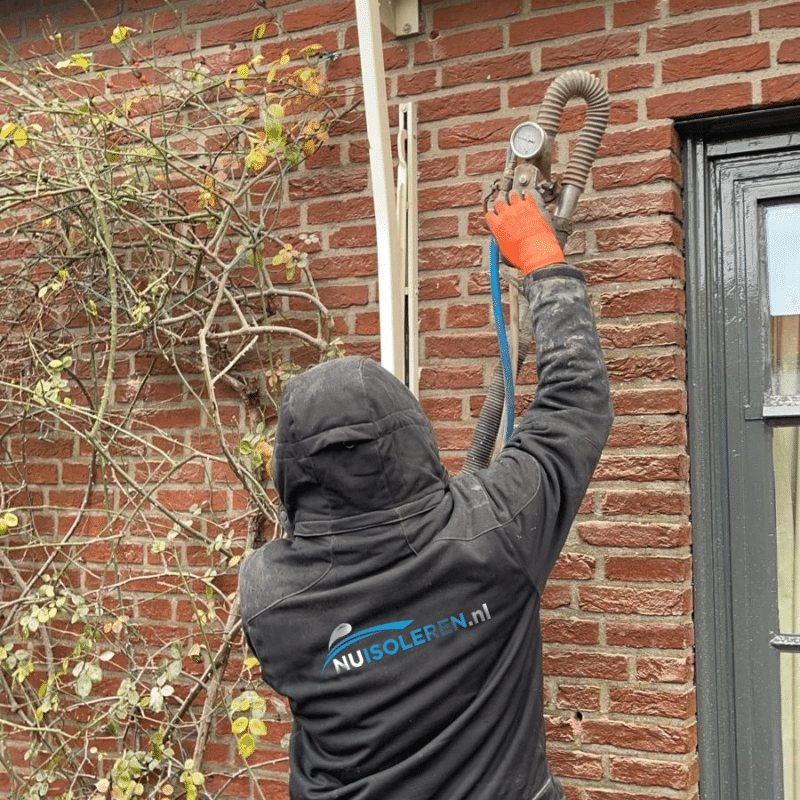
477,263,613,593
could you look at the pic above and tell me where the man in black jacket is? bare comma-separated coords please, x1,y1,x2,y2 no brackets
239,191,613,800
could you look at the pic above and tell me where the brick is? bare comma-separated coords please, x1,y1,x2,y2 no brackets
762,2,800,27
434,426,475,451
418,87,501,123
606,621,694,649
419,244,482,271
316,284,369,308
308,197,373,224
636,655,694,683
542,617,600,645
583,720,696,754
542,583,572,609
556,685,602,712
609,755,699,790
420,216,459,241
311,254,376,279
597,126,677,159
509,6,605,45
614,0,659,26
606,353,686,382
438,116,527,149
546,715,577,743
420,156,460,182
354,311,379,335
415,28,503,65
397,69,438,97
599,321,685,348
601,287,685,317
605,555,692,583
433,0,521,29
418,183,483,213
671,0,753,12
579,586,692,616
446,303,490,328
550,552,596,580
663,43,769,83
608,63,656,92
762,74,800,104
544,650,629,680
418,365,483,389
328,224,376,249
578,521,692,548
425,333,498,359
647,12,750,51
420,397,463,421
612,386,687,415
289,169,368,200
185,0,264,23
601,489,690,516
593,155,682,189
596,220,682,251
578,254,684,283
441,52,532,87
541,33,640,70
778,37,800,63
419,274,462,300
647,83,752,119
548,748,604,780
283,1,354,32
609,687,696,719
201,16,278,47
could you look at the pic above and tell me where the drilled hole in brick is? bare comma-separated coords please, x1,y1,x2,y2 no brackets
429,30,439,40
574,711,583,721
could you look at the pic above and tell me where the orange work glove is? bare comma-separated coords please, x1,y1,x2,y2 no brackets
485,191,564,275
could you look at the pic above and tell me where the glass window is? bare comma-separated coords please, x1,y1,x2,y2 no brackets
769,201,800,800
768,203,800,397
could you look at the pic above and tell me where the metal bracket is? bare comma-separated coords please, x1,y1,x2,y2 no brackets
770,634,800,653
379,0,420,37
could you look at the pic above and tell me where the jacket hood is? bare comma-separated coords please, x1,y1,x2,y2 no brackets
272,356,448,535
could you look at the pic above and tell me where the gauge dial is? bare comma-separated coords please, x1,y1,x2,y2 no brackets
509,122,546,160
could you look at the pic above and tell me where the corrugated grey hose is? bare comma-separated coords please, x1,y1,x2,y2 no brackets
462,70,609,474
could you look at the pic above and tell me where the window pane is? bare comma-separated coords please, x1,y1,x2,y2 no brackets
773,423,800,800
768,203,800,395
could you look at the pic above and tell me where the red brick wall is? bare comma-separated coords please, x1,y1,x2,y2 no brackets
5,0,800,797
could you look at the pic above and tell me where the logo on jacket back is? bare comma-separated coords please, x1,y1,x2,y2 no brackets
322,603,492,675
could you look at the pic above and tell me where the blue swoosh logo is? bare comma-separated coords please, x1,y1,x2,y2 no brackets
322,620,414,673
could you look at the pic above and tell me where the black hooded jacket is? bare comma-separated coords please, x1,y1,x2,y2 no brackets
239,264,613,800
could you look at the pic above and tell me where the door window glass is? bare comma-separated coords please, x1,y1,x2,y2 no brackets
768,203,800,396
769,201,800,800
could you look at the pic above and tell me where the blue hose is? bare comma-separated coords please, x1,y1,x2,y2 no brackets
489,237,515,443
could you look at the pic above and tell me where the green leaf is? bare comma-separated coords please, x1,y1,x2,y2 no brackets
252,22,267,41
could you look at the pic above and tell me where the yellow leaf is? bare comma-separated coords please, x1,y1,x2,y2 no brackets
0,122,15,139
231,717,248,734
248,718,267,736
252,22,267,41
110,26,135,44
279,50,290,66
236,64,249,79
243,656,260,670
267,65,277,83
237,734,256,759
72,53,91,70
266,103,284,120
13,127,28,148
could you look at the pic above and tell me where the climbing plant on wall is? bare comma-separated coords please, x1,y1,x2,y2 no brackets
0,17,351,800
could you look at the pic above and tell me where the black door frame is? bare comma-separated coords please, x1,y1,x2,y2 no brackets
680,107,800,800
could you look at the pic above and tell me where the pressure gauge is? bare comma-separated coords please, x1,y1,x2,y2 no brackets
509,121,547,160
